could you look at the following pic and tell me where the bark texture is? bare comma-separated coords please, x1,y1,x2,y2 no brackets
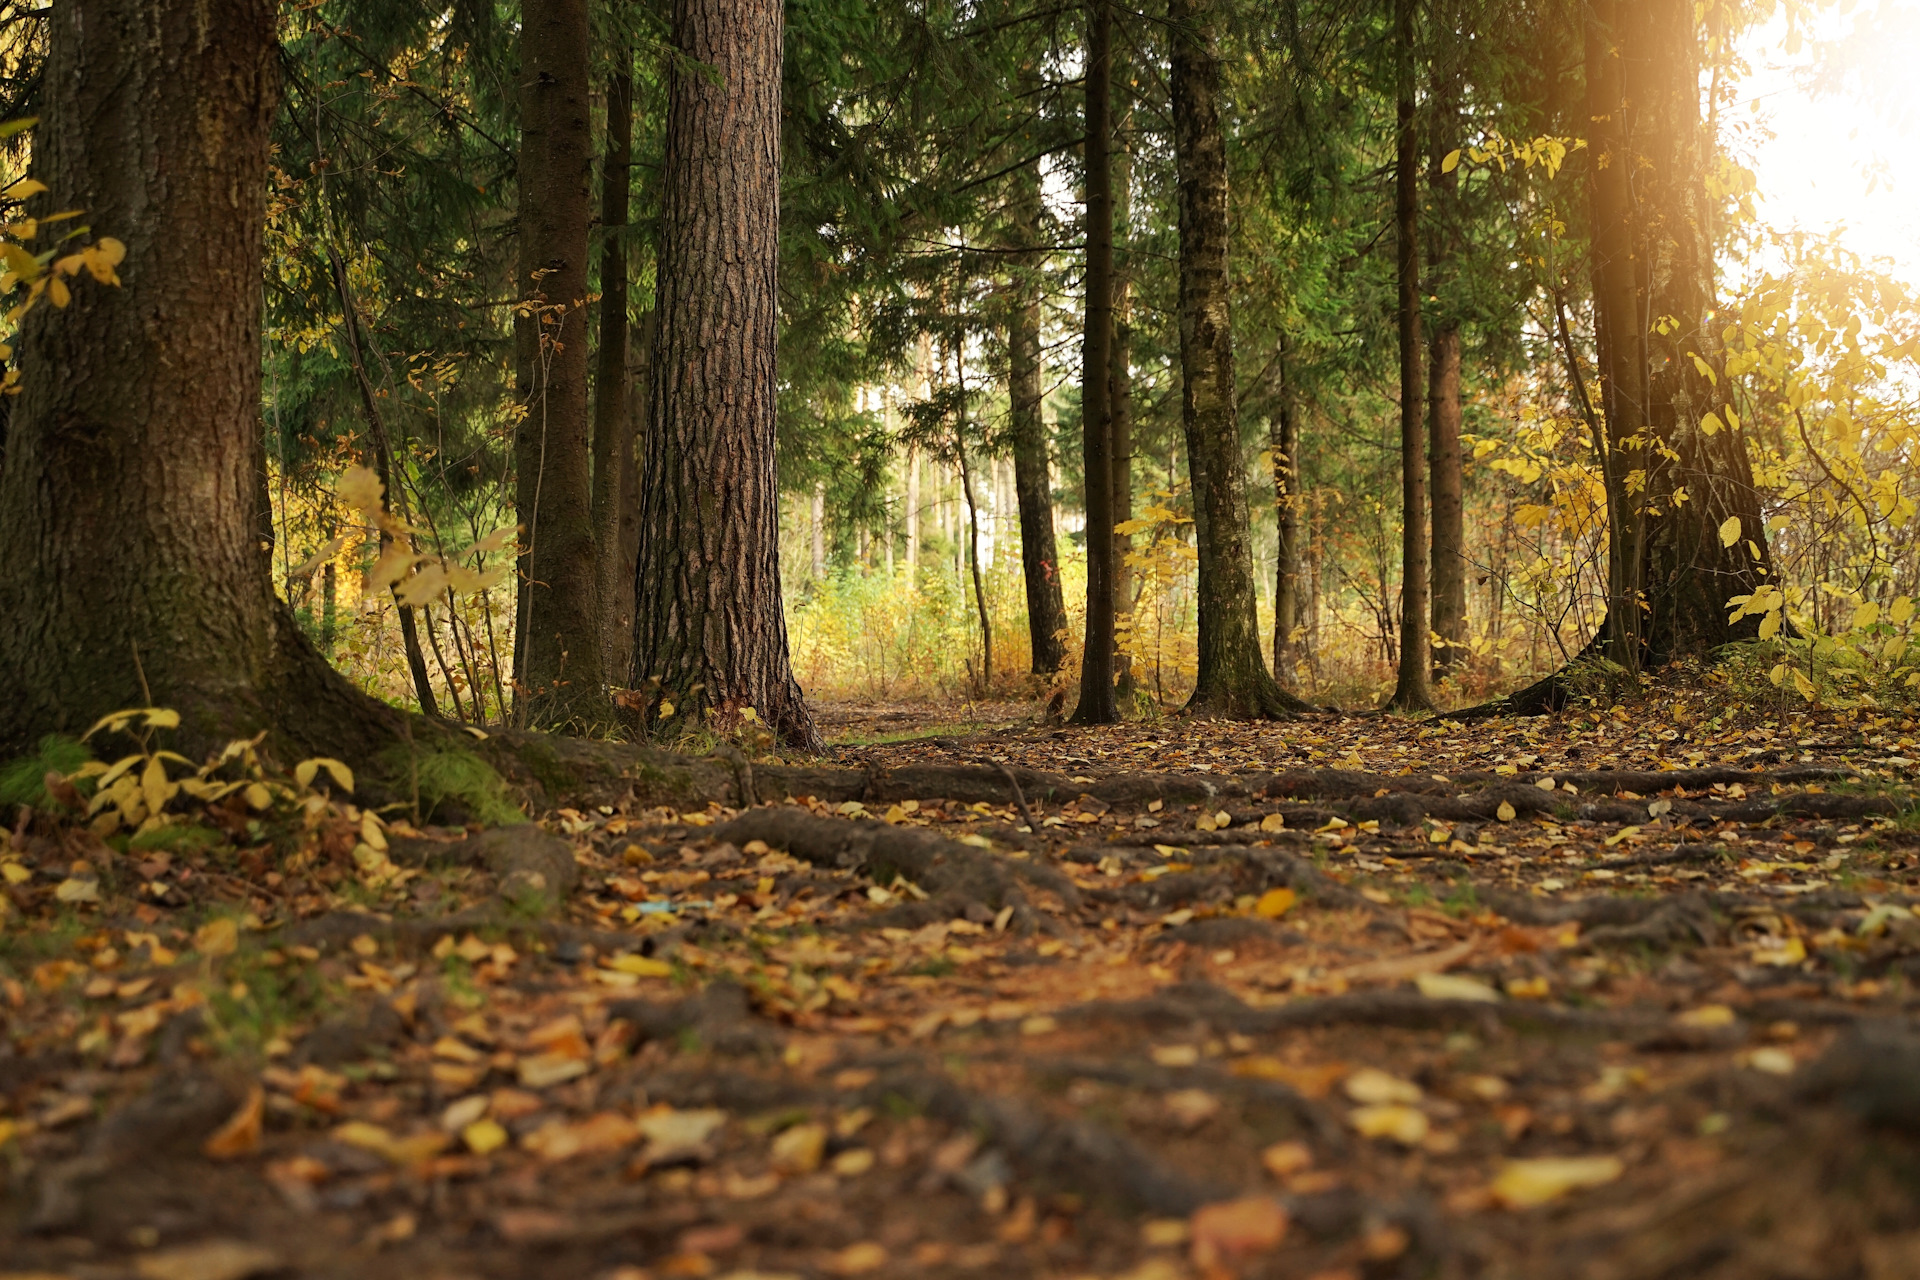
1008,158,1066,677
0,0,402,763
1071,0,1119,725
1428,322,1466,678
634,0,822,752
514,0,607,729
593,57,636,688
1110,49,1136,700
1586,0,1770,668
1386,0,1434,713
1170,0,1304,719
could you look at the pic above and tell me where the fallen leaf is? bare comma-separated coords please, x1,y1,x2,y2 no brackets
524,1111,639,1161
1496,801,1516,822
1491,1154,1625,1208
827,1241,888,1275
134,1240,280,1280
1349,1104,1430,1145
54,877,99,904
1260,1139,1313,1179
1189,1195,1289,1270
462,1118,509,1155
1259,813,1286,832
1345,1067,1423,1105
1253,887,1297,918
193,918,238,958
517,1052,590,1089
636,1106,728,1164
770,1121,827,1173
606,953,674,978
201,1085,262,1158
1416,972,1502,1003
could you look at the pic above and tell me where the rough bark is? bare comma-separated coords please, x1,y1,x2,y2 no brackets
1070,0,1119,726
634,0,822,752
592,56,636,688
1270,339,1302,682
1386,0,1434,714
1008,157,1066,677
1429,322,1466,678
1170,0,1305,719
514,0,607,730
1110,49,1137,700
0,0,404,765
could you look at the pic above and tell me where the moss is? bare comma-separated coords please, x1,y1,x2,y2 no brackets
128,823,227,855
0,735,95,809
381,745,526,826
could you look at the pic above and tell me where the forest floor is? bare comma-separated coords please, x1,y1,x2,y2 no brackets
7,678,1920,1280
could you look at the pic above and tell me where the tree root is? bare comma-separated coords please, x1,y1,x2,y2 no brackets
710,809,1078,934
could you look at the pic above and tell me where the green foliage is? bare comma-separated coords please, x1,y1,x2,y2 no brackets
0,735,93,809
394,746,524,827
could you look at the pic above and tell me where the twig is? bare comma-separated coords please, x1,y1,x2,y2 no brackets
998,765,1039,832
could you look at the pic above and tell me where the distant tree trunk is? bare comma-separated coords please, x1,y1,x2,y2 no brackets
1008,157,1067,676
955,351,992,695
811,481,826,577
1428,322,1465,678
1386,0,1434,713
634,0,822,751
0,0,402,764
611,306,652,687
1427,77,1467,682
515,0,606,729
1070,0,1119,725
1270,337,1301,682
1110,42,1137,700
593,52,636,688
1170,0,1306,719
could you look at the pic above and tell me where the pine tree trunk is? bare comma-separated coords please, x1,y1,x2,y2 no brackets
1170,0,1305,719
1070,0,1119,725
593,55,636,689
515,0,606,729
611,306,652,689
1008,161,1067,676
634,0,822,752
1110,47,1137,700
0,0,402,764
1270,339,1301,682
1428,321,1466,678
1386,0,1434,713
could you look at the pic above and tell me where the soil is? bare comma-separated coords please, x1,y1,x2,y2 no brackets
5,684,1920,1280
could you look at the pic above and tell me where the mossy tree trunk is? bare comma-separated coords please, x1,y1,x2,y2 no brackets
0,0,404,766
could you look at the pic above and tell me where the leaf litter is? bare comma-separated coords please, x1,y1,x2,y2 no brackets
4,688,1920,1276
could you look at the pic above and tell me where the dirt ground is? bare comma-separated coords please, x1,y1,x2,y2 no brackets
7,684,1920,1280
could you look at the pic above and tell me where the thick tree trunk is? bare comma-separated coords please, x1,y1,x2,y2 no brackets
634,0,822,752
0,0,402,765
1429,322,1466,678
1008,157,1066,677
1170,0,1305,719
593,56,636,688
514,0,606,730
1070,0,1119,725
1386,0,1434,713
1270,339,1302,682
1110,49,1137,701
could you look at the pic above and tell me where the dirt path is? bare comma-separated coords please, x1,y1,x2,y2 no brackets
6,687,1920,1279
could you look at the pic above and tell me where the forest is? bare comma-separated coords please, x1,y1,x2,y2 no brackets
6,0,1920,1276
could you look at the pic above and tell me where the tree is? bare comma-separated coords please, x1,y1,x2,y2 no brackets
1270,336,1304,680
633,0,823,752
0,0,401,763
1170,0,1308,719
1008,152,1068,678
1427,60,1467,681
593,45,637,688
515,0,607,729
1070,0,1121,725
1385,0,1435,713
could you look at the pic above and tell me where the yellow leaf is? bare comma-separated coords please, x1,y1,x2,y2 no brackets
368,544,418,591
47,275,68,308
1495,801,1516,822
1891,596,1915,626
1758,610,1782,641
605,953,673,978
1349,1104,1429,1145
1792,669,1816,700
202,1086,264,1158
55,876,99,903
657,700,675,719
395,561,450,607
1491,1155,1624,1208
1717,516,1741,547
1253,888,1297,919
1258,812,1286,833
462,1117,509,1155
141,756,170,817
3,177,46,201
289,535,348,578
244,782,273,810
470,525,518,554
1700,411,1723,436
1415,972,1501,1002
194,917,239,958
1345,1068,1422,1105
336,463,384,515
1853,600,1881,630
296,757,353,793
1441,148,1462,173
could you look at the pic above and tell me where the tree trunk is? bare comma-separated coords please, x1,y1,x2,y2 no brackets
1386,0,1434,713
1270,338,1301,682
0,0,402,765
1110,43,1136,701
1070,0,1119,725
514,0,606,730
1007,159,1067,676
1170,0,1306,719
593,53,636,688
634,0,822,752
1428,322,1466,679
610,306,652,689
